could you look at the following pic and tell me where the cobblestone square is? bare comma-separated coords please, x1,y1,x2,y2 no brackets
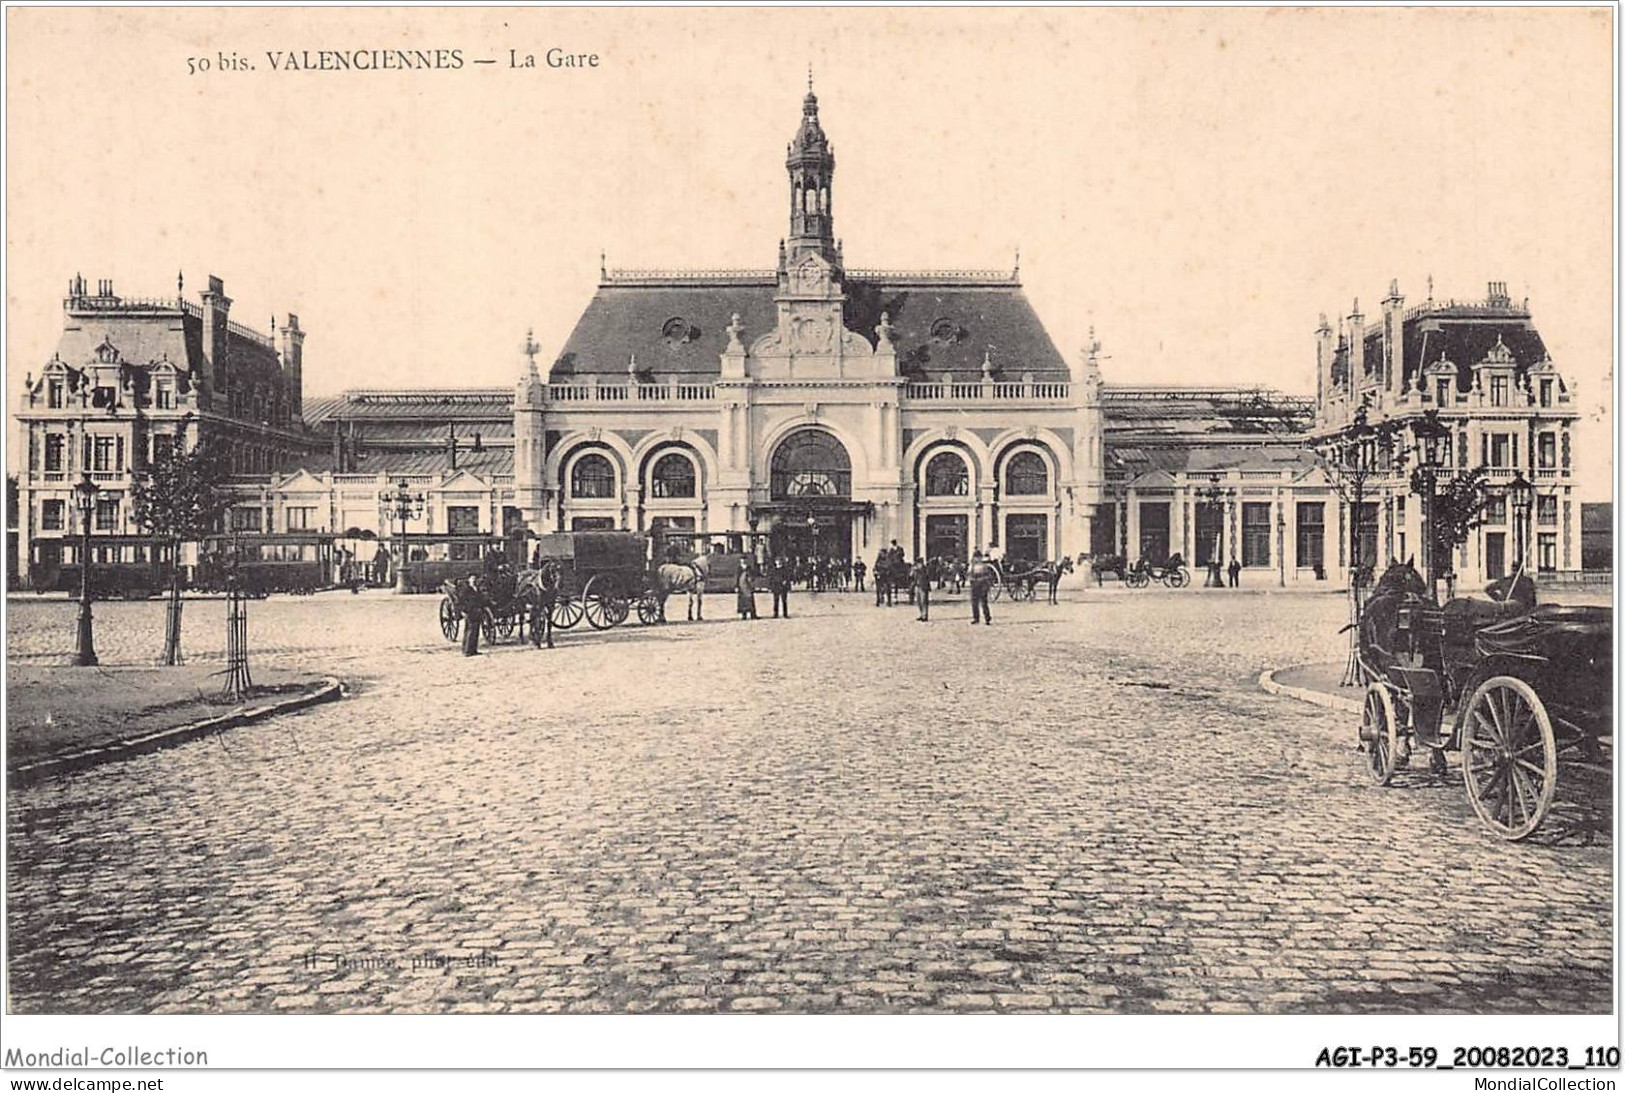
5,587,1612,1013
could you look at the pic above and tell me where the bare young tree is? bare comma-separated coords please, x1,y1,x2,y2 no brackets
129,435,234,665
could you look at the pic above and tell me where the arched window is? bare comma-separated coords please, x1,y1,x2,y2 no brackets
771,430,851,499
1005,451,1049,496
570,453,617,499
924,452,970,497
650,452,696,499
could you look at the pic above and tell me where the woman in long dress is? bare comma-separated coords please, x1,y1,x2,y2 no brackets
735,562,758,620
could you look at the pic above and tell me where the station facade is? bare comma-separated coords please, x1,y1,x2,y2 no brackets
12,88,1589,589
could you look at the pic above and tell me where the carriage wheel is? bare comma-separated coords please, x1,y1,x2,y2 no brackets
605,596,630,626
988,576,1004,602
550,595,584,630
581,576,620,630
438,596,461,642
1461,675,1558,841
1126,570,1148,589
481,608,500,644
1361,683,1400,786
494,612,517,639
1013,581,1034,602
1167,567,1191,589
637,593,662,626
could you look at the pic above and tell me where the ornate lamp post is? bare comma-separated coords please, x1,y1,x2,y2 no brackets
72,472,99,666
1410,411,1450,599
1507,471,1534,574
379,479,426,594
1199,474,1225,587
806,513,820,590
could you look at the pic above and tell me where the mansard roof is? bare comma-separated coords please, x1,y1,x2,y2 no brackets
1402,314,1550,389
551,270,1070,383
51,301,282,379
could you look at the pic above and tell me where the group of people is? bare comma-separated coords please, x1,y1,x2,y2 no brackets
865,541,997,624
1204,557,1245,588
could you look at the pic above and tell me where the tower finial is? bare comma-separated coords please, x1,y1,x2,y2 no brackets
808,63,813,92
600,250,607,280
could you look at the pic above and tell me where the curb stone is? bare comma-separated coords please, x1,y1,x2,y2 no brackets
1258,665,1361,714
7,677,345,788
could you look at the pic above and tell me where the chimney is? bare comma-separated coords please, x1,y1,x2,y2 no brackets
1486,281,1510,307
1315,313,1334,416
199,275,231,411
1382,278,1404,395
280,313,305,426
1348,298,1365,395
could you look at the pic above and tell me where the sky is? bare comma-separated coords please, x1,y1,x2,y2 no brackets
6,7,1614,499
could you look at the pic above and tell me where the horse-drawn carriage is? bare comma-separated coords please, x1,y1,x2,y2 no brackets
1356,560,1611,840
1083,553,1189,588
435,530,707,645
986,557,1075,603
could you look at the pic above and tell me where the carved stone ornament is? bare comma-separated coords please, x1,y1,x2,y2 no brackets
803,401,819,419
669,425,684,441
587,427,602,442
943,425,958,440
1025,425,1039,440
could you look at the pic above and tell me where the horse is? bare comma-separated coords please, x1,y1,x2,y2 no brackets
1084,553,1130,586
1354,557,1431,677
653,554,709,621
1022,556,1075,604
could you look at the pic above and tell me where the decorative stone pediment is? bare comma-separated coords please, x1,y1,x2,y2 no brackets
440,469,490,493
272,469,328,494
1479,335,1517,369
1290,464,1333,487
1131,468,1177,489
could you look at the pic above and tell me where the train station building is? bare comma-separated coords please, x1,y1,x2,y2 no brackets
11,85,1591,590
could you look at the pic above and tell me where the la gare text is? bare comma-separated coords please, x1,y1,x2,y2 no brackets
185,48,600,76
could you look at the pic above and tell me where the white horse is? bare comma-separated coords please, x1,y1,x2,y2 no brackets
653,555,709,621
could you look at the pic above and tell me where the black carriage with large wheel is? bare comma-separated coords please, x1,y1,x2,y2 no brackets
528,530,663,632
1355,561,1611,841
437,566,531,645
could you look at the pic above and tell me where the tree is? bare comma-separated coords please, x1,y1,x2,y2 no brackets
1314,394,1404,685
1415,463,1490,594
129,436,234,664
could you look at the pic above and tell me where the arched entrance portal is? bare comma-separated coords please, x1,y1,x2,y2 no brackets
764,428,859,566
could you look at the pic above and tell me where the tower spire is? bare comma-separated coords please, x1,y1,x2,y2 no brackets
785,80,838,267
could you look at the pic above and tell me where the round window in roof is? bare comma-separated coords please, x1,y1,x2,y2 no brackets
662,317,692,345
930,319,963,346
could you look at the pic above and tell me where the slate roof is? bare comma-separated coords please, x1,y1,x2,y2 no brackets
1403,313,1550,389
551,273,1070,383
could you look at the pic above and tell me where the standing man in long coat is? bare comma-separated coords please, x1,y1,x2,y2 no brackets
459,574,488,656
913,558,932,622
968,550,995,625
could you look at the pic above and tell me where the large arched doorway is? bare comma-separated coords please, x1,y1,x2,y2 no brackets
767,429,855,565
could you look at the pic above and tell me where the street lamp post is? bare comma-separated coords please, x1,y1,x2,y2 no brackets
1508,471,1534,574
1199,474,1225,588
806,514,820,591
72,472,99,667
379,479,426,594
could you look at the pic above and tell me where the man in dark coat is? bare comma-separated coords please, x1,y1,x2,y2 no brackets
913,559,932,622
968,550,994,625
770,556,791,618
1227,556,1242,588
852,557,866,593
459,575,488,656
